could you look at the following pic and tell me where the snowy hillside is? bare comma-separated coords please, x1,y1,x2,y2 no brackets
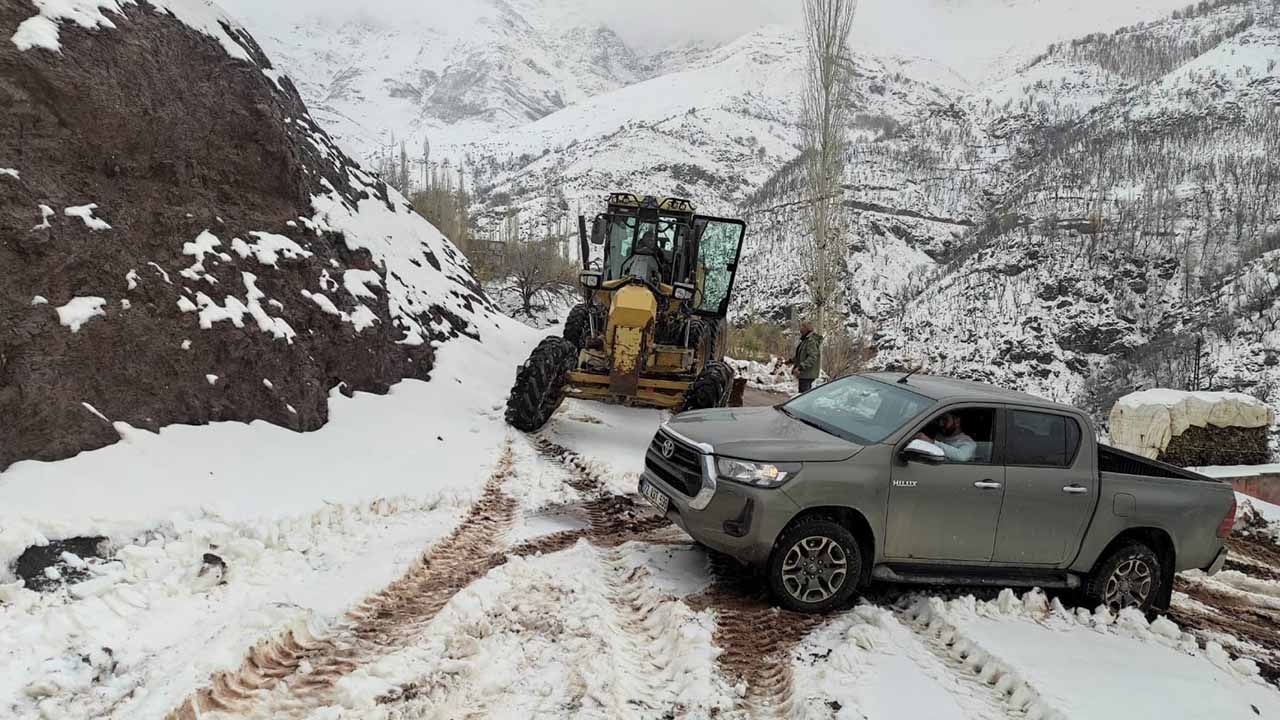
0,0,503,470
242,1,649,158
737,0,1280,423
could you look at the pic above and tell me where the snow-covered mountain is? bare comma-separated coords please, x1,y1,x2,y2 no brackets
218,0,1280,421
737,0,1280,421
245,1,653,157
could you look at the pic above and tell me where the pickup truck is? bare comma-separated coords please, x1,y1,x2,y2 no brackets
638,373,1236,613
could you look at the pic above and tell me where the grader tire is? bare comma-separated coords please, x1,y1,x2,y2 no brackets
679,361,735,413
563,303,593,350
505,337,578,432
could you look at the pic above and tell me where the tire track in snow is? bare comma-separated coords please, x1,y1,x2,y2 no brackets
685,554,828,719
167,443,519,719
533,433,829,718
367,436,689,717
892,594,1062,720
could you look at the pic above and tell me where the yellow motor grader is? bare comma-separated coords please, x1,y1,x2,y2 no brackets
505,193,748,431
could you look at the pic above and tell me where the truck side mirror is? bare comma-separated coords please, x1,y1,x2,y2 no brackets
900,439,945,464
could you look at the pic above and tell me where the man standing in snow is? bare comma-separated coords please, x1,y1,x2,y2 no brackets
791,320,823,394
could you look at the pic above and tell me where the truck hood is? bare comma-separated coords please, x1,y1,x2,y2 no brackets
667,406,863,463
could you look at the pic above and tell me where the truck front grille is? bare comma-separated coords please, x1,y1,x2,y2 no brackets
645,430,703,497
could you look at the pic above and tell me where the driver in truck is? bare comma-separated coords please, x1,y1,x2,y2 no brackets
915,411,976,463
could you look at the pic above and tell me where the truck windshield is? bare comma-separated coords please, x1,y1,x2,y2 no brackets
781,376,934,445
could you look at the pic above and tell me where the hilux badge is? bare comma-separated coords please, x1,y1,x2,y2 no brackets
893,480,918,488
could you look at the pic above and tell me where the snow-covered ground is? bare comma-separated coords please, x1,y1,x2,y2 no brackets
6,361,1280,718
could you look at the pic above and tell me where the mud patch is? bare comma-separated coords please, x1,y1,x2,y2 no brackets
1171,577,1280,685
686,554,827,718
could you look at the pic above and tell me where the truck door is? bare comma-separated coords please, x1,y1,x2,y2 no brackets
992,409,1095,566
886,406,1005,563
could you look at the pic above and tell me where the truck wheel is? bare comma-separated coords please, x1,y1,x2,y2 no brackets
768,517,862,614
1085,542,1162,613
563,303,593,350
679,361,734,412
505,337,577,432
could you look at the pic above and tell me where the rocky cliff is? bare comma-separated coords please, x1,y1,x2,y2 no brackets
0,0,496,471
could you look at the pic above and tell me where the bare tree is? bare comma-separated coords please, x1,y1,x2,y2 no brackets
801,0,858,332
503,239,577,319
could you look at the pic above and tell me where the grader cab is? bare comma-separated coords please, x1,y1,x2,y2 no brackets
505,193,747,431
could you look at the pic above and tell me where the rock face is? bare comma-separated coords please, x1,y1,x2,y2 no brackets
0,1,495,471
1109,389,1275,466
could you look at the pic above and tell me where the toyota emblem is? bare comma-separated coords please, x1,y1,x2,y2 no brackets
661,439,676,459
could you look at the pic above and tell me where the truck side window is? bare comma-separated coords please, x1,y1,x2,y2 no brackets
1007,411,1082,467
916,407,996,465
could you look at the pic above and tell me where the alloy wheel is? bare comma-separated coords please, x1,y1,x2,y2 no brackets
1103,558,1154,611
780,536,848,604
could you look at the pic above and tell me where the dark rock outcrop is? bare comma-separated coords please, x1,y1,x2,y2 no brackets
0,1,492,471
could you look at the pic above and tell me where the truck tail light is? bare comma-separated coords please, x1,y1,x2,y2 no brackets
1217,498,1237,539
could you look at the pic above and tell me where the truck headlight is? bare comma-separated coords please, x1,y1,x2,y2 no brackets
580,271,602,289
672,282,695,301
716,457,800,488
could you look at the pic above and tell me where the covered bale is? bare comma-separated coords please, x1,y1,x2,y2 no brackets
1109,389,1274,467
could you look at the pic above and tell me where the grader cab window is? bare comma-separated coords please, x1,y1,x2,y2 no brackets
605,217,680,284
693,218,746,316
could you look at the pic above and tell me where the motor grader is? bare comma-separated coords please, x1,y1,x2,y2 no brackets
505,193,748,431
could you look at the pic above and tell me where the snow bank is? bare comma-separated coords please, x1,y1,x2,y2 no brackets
1109,389,1274,460
901,588,1279,719
0,321,540,578
0,497,466,719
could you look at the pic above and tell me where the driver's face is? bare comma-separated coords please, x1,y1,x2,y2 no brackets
940,415,960,435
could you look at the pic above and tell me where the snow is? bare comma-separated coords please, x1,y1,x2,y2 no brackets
32,204,54,231
11,0,251,61
63,203,110,231
204,374,218,385
184,273,297,342
124,269,138,290
0,168,18,178
310,180,491,347
230,231,312,267
54,296,106,333
0,321,540,576
902,589,1280,719
1198,464,1280,479
179,229,228,284
31,296,48,306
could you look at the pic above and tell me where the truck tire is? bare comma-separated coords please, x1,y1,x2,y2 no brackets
505,337,577,432
768,517,862,614
1084,542,1162,613
563,303,593,350
679,361,734,412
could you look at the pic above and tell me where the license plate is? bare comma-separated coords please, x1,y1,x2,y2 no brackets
639,479,670,513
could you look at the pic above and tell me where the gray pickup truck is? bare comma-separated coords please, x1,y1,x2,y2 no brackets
639,373,1236,613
